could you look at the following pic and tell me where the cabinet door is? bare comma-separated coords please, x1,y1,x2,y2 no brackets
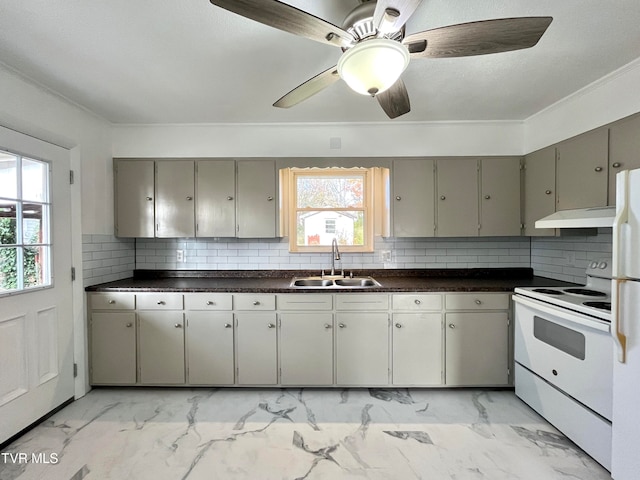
156,160,195,237
609,114,640,205
279,313,333,385
436,159,478,237
196,160,236,237
114,160,155,238
392,313,442,385
186,312,234,385
236,160,277,238
479,157,521,236
90,313,137,384
139,311,185,384
336,313,389,385
523,146,556,236
236,312,278,384
445,312,509,386
556,128,608,210
392,159,435,237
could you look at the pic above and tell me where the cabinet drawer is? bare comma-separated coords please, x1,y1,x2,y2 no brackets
392,294,442,311
445,293,509,310
136,293,184,310
90,293,135,310
336,294,389,311
234,294,276,310
277,294,332,311
184,293,232,311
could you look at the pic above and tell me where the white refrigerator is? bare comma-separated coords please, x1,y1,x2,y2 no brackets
611,167,640,479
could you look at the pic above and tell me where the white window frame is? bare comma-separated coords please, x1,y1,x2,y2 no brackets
0,150,52,296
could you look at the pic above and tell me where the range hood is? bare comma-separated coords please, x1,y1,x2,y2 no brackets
535,206,616,229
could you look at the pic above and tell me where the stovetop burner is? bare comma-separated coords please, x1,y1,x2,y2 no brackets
582,301,612,311
563,288,607,297
532,288,564,295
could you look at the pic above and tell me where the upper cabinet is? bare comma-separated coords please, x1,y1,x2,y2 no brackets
479,157,522,237
436,159,479,237
236,160,277,238
392,159,435,237
523,146,556,237
156,161,195,238
556,128,608,210
609,113,640,205
114,160,155,238
196,160,236,237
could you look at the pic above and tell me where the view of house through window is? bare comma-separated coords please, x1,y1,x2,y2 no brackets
288,168,374,252
0,151,51,293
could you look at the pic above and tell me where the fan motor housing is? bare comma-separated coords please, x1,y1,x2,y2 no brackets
342,1,404,45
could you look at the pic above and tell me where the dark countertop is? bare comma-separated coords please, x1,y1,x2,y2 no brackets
85,268,577,293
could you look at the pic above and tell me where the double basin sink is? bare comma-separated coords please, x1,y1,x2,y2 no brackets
289,276,381,289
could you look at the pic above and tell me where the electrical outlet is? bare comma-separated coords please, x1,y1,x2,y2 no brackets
381,250,392,262
566,251,576,267
176,249,185,262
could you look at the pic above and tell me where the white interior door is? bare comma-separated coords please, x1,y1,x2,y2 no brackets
0,126,74,444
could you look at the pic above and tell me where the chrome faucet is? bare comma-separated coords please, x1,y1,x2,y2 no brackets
330,238,341,276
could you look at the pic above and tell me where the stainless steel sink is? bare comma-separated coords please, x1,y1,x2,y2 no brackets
289,276,381,288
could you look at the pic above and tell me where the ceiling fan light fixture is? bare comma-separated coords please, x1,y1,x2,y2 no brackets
337,39,410,96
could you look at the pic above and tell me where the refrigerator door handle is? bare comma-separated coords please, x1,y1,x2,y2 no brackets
612,170,630,278
612,278,627,363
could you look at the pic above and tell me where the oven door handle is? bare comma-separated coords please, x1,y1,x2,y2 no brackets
513,295,611,333
611,278,627,363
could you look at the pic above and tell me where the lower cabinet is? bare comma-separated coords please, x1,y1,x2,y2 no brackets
236,312,278,385
279,313,334,385
336,313,389,385
392,313,443,385
139,311,186,384
90,312,137,385
186,312,234,385
445,312,509,386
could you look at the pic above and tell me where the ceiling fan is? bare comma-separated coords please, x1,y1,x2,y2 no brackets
209,0,552,119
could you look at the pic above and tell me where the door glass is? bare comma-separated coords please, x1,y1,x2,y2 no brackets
533,316,586,360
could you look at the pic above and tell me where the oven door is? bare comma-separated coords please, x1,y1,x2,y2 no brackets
513,295,612,420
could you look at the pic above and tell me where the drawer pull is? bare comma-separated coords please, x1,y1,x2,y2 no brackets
448,323,456,329
108,300,116,304
324,323,332,329
484,195,491,200
474,299,482,305
440,195,446,200
267,323,275,329
146,196,153,201
186,196,193,201
339,323,346,328
253,301,261,306
224,323,232,328
174,323,182,329
395,195,402,201
227,196,234,200
157,301,166,305
414,299,421,305
395,323,402,329
125,322,133,328
206,301,215,306
612,162,621,168
545,190,552,195
594,167,603,172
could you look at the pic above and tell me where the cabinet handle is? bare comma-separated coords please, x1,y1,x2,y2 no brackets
224,323,232,328
267,196,274,201
146,196,153,201
267,323,275,329
552,369,558,376
338,323,346,328
594,167,603,172
475,299,482,305
157,301,166,305
395,323,402,328
186,196,193,201
545,190,552,195
440,195,446,200
484,195,491,200
414,299,421,305
227,196,234,200
395,195,402,201
125,322,133,328
206,301,215,306
253,301,261,306
108,300,116,304
612,162,621,168
449,323,456,329
324,323,332,329
174,323,182,328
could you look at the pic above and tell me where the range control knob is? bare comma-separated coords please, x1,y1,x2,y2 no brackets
590,261,598,268
598,262,607,269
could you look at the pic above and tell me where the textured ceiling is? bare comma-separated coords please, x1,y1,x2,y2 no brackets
1,0,639,124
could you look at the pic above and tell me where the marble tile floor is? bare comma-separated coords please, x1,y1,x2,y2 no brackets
0,388,611,480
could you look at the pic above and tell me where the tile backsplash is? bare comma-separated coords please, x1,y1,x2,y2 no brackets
82,234,135,287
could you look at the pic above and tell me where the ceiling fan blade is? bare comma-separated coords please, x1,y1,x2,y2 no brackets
374,0,424,34
209,0,355,48
376,78,411,119
404,17,553,58
273,66,340,109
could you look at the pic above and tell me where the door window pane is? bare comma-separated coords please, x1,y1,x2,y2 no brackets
0,201,17,244
24,246,49,288
22,158,49,202
0,153,18,199
23,204,47,244
0,247,19,292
